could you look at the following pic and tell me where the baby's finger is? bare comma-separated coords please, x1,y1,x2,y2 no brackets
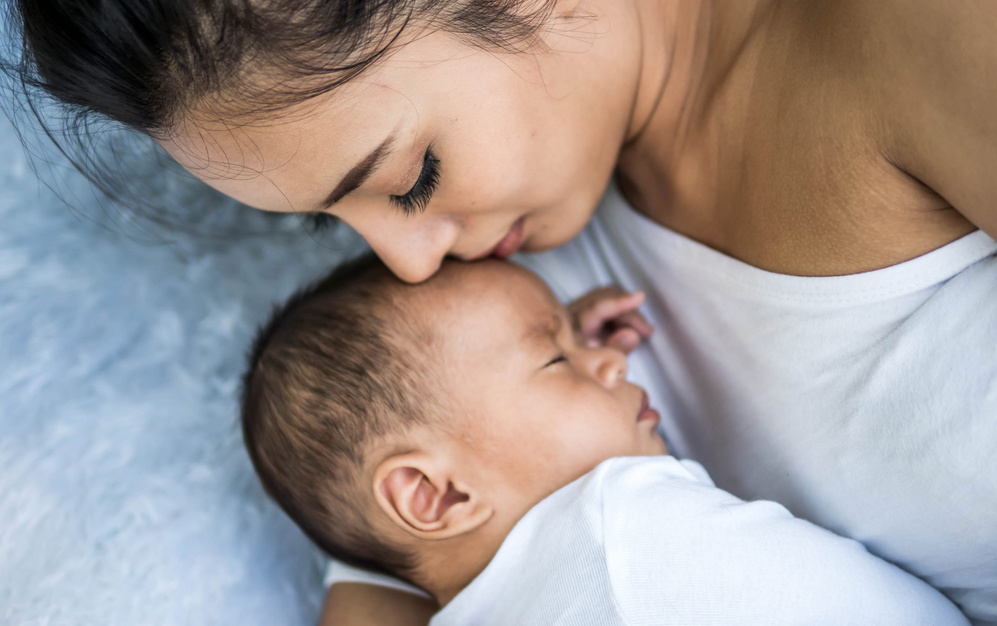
611,310,655,337
605,327,643,354
578,291,646,336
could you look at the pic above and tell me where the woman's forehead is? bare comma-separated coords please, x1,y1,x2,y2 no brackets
169,30,480,136
163,27,535,159
158,79,417,210
165,78,403,163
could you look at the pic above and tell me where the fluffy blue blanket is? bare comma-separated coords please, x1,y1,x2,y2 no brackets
0,93,364,623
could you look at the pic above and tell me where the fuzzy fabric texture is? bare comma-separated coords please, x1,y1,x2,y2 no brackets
0,89,366,623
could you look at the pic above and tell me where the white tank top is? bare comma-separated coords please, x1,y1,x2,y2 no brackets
519,184,997,622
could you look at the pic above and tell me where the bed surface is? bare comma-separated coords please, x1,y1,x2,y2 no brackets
0,92,360,624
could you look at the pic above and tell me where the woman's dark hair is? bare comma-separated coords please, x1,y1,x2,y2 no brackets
5,0,555,222
13,0,555,135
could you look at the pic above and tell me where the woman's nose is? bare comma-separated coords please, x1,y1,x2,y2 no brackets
353,214,460,284
581,346,628,387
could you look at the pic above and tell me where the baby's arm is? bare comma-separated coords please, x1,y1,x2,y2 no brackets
318,583,436,626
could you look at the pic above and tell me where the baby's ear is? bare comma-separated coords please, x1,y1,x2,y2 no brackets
373,452,492,540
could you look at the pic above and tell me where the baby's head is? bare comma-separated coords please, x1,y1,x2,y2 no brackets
242,256,665,601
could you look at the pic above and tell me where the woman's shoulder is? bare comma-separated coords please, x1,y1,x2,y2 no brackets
798,0,995,74
807,0,997,241
808,0,997,141
687,0,997,275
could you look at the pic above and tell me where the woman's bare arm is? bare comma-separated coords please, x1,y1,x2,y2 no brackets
318,583,437,626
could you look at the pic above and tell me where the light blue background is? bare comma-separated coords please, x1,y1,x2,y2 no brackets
0,72,364,624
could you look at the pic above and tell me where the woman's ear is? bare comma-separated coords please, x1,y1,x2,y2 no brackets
373,452,493,540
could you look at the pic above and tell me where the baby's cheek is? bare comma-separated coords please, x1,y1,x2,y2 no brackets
561,434,624,480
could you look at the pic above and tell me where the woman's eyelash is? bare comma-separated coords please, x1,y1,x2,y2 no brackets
389,148,440,217
545,355,567,367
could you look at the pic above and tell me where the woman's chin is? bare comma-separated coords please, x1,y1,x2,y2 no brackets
520,222,584,254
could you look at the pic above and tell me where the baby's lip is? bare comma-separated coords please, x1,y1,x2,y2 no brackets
637,390,660,423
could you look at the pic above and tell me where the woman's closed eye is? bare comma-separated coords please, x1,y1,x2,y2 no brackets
389,148,440,216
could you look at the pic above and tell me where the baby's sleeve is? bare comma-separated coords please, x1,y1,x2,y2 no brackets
324,559,431,598
599,457,968,625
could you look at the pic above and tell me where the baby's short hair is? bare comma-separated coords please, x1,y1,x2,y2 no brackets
241,254,437,580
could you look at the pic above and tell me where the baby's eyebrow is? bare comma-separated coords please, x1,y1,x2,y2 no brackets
522,312,563,343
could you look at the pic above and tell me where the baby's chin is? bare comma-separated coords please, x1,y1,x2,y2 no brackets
605,439,670,467
632,439,669,459
649,434,669,456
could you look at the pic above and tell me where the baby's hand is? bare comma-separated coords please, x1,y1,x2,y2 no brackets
568,287,654,355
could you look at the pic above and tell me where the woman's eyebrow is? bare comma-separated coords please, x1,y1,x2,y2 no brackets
319,133,397,210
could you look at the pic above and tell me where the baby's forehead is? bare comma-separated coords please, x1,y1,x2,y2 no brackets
441,260,556,310
404,260,561,348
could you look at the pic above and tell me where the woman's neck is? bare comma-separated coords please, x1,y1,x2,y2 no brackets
624,0,708,145
619,0,774,224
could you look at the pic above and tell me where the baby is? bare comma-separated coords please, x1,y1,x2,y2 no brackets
241,256,966,625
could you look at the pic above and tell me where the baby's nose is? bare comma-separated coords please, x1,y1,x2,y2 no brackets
590,346,628,387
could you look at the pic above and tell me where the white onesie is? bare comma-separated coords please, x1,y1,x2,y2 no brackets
331,457,967,625
434,457,966,625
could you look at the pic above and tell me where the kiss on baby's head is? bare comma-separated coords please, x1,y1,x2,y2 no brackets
241,256,664,603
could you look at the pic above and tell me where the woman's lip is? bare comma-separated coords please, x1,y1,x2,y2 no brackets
488,217,526,259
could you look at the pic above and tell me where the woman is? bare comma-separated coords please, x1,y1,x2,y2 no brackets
12,0,997,622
